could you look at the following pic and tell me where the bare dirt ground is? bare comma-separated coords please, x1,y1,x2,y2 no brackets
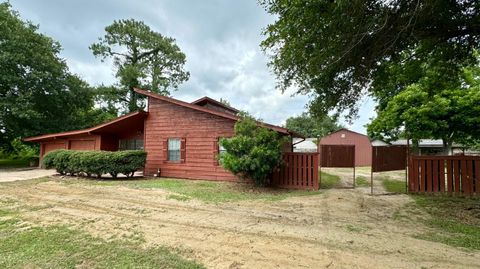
0,168,56,182
0,171,479,269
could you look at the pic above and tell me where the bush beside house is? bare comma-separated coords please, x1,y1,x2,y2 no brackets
220,115,287,186
42,150,146,178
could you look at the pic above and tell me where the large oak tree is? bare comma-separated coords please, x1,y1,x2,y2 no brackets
260,0,480,117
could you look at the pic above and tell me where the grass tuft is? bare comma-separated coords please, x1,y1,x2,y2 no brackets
345,224,370,233
355,176,370,187
167,194,191,202
320,172,341,189
382,178,406,193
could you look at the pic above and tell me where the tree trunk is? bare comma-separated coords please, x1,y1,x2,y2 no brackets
443,139,453,155
129,88,137,112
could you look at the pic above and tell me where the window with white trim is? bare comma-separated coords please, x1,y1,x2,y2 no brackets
168,138,181,161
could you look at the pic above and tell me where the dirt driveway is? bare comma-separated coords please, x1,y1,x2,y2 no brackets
0,168,56,182
0,174,479,269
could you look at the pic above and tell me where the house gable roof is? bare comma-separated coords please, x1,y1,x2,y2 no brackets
134,88,302,137
191,96,239,114
24,111,147,142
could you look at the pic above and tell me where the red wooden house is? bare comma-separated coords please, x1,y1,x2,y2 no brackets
25,88,301,181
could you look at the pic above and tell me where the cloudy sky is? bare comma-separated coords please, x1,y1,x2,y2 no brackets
10,0,375,134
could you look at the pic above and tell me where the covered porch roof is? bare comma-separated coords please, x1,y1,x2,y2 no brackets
24,111,147,142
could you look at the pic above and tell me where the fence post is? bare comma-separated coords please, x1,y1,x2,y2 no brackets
313,153,319,190
406,138,410,193
353,145,356,189
371,146,374,195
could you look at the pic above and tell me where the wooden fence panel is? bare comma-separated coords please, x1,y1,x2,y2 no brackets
454,160,460,194
409,158,417,192
320,145,355,168
446,160,453,194
271,153,319,190
371,145,408,172
429,160,434,192
461,160,467,195
409,156,480,197
433,160,438,193
475,160,480,195
439,160,445,192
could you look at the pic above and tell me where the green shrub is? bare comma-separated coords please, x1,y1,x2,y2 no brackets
42,150,67,171
41,150,146,178
11,138,38,158
220,114,287,186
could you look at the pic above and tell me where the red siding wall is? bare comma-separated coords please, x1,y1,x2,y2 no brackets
319,129,372,166
144,97,237,181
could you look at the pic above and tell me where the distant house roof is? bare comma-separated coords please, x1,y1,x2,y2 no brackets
134,88,303,138
191,96,239,114
371,139,389,146
293,138,317,152
24,111,148,142
381,139,462,147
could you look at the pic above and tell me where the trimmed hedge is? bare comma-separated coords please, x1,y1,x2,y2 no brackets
42,150,146,178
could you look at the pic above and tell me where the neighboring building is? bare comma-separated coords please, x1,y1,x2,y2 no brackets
293,138,318,152
24,88,301,181
385,139,465,155
319,128,372,166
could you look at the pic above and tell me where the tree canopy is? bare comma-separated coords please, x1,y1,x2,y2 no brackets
367,61,480,153
285,113,342,138
0,3,112,151
91,19,190,112
260,0,480,117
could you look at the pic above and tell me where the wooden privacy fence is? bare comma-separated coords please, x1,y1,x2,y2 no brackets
271,153,319,190
409,156,480,196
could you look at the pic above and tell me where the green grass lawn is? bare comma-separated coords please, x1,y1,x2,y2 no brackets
0,203,203,269
355,176,370,187
413,195,480,251
320,172,341,189
382,178,406,193
0,158,33,169
73,177,322,203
